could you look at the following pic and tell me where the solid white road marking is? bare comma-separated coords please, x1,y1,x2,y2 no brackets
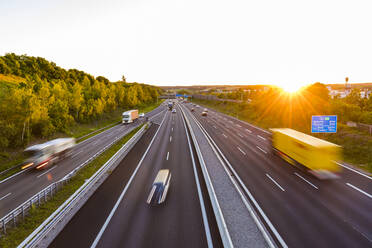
181,110,213,248
294,172,318,189
245,128,252,133
166,151,169,160
237,146,246,155
37,167,56,178
257,135,266,141
222,133,228,138
170,136,172,142
172,127,173,132
346,183,372,199
335,161,372,181
90,110,167,248
256,146,267,154
0,168,29,184
0,192,11,201
238,133,244,138
266,174,285,191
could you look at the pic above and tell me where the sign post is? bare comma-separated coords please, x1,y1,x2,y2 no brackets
311,115,337,133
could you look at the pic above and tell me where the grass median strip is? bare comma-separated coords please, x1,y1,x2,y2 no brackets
0,124,144,248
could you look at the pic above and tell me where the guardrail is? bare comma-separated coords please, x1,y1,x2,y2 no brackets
0,122,144,238
179,105,234,248
18,123,148,248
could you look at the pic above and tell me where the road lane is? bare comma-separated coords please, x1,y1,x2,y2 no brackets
0,106,165,219
186,102,372,247
93,105,214,248
51,103,221,248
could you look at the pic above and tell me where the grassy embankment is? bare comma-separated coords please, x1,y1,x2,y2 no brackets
191,98,372,173
0,100,163,180
0,124,144,248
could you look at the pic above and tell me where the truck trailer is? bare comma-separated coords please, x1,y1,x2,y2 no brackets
122,109,139,124
22,138,76,170
168,101,173,111
270,128,341,179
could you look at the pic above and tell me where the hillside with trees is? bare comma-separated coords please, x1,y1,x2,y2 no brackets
0,53,161,150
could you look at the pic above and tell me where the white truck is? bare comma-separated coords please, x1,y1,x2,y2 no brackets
22,138,76,170
122,109,139,124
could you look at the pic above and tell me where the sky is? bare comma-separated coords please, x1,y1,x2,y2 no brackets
1,0,372,88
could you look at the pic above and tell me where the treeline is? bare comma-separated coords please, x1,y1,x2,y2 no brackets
0,53,161,149
211,83,372,129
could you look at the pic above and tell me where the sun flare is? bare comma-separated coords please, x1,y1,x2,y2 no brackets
278,83,305,94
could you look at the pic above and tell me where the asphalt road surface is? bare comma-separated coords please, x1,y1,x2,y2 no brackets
50,104,222,248
0,106,165,220
185,102,372,248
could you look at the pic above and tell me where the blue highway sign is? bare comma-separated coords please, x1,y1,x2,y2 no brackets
311,115,337,133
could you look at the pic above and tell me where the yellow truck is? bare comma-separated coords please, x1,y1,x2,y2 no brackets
270,128,342,179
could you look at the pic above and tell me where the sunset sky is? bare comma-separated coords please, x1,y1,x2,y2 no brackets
1,0,371,88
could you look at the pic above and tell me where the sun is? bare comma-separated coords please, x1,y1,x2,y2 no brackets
279,83,305,94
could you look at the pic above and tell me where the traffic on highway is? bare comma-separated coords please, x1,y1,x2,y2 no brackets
1,100,371,248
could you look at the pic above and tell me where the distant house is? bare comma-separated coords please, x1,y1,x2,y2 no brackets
361,90,371,98
328,89,351,99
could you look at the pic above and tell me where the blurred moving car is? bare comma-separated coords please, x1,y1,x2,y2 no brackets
201,111,207,116
139,113,145,118
191,108,195,112
147,169,171,205
22,138,76,170
203,108,208,112
172,109,177,113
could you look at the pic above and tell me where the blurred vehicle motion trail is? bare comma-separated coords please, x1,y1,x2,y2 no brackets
22,138,75,170
271,128,341,179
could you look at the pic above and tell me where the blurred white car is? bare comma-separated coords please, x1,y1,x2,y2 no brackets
139,113,145,118
172,109,177,113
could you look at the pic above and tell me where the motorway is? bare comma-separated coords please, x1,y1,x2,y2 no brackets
0,106,165,220
184,102,372,247
50,104,222,248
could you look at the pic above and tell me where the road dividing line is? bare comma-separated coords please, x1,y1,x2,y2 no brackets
37,167,56,178
71,150,83,158
170,136,172,143
90,111,167,248
237,146,246,155
294,172,318,189
0,168,30,185
236,124,242,128
266,174,285,192
238,133,244,138
335,161,372,181
222,133,228,138
245,129,252,133
0,192,11,201
213,125,217,129
257,135,266,141
181,110,213,248
166,151,170,160
256,146,267,154
346,183,372,199
171,127,173,132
